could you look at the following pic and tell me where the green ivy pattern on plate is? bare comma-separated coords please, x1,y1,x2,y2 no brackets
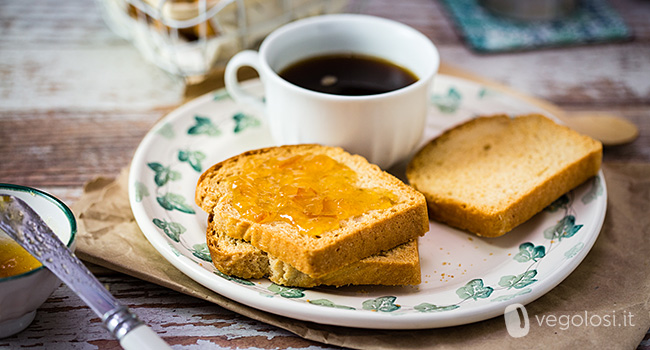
309,299,356,310
363,296,401,312
268,284,306,298
581,176,604,205
156,123,175,139
431,87,462,113
188,116,221,137
214,270,255,286
191,243,211,262
134,181,149,202
456,279,494,301
414,303,460,313
153,218,186,242
514,242,546,263
130,77,607,328
178,149,206,173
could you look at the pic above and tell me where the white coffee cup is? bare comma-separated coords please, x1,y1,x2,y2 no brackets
224,14,439,169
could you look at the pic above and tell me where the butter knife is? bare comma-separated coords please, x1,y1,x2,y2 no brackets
0,195,172,350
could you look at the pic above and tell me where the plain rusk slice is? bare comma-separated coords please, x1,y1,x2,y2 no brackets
406,114,602,237
206,214,421,288
196,144,429,278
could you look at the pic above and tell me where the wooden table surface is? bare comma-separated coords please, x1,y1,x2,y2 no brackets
1,0,649,348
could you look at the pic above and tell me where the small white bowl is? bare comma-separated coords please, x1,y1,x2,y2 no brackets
0,184,76,338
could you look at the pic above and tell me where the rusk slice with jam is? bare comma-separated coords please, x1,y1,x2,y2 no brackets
206,214,421,287
196,144,429,278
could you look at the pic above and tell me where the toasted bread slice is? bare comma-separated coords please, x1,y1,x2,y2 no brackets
196,144,429,278
206,214,421,287
406,114,602,237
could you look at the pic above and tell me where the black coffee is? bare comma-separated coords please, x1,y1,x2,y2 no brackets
278,54,418,96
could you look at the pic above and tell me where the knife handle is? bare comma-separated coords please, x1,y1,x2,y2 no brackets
119,324,173,350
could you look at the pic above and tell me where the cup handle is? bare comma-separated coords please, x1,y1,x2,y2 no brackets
225,50,265,112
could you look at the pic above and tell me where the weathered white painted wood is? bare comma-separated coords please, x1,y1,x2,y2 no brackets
0,276,336,349
0,48,184,112
0,0,183,112
0,110,164,186
438,44,650,105
0,0,118,49
1,0,648,113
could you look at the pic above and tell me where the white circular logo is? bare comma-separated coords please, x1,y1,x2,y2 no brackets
504,303,530,338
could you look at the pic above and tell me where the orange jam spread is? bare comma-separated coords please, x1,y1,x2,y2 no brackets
0,234,41,278
225,153,398,236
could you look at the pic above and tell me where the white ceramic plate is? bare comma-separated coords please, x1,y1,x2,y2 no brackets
128,75,607,329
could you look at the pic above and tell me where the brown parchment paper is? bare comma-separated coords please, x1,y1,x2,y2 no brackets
73,163,650,350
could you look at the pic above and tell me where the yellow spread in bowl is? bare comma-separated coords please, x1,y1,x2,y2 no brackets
0,234,41,278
